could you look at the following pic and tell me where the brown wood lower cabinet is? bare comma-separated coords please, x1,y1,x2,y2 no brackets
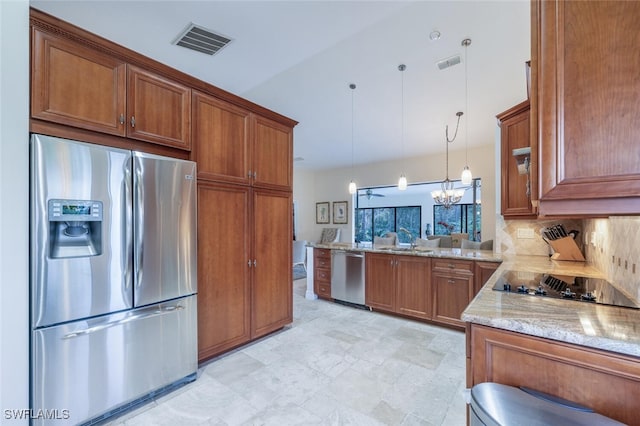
474,261,500,295
467,324,640,425
365,253,431,319
313,249,332,300
197,182,251,361
251,189,293,338
432,259,474,328
197,182,292,362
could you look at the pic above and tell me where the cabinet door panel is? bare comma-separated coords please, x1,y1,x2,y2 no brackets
432,274,472,328
192,91,251,184
31,29,126,135
197,183,251,361
365,253,395,312
396,256,431,319
474,262,500,295
252,116,292,190
470,324,640,425
127,65,191,150
498,101,536,218
536,0,640,215
252,190,292,338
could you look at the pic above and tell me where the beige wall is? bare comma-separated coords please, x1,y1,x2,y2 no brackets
293,143,496,244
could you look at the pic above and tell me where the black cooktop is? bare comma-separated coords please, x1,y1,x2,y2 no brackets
493,270,640,310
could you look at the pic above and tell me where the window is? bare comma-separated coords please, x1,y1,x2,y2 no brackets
433,203,481,240
355,206,421,243
355,179,481,242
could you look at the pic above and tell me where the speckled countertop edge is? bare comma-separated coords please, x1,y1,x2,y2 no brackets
462,255,640,358
309,242,503,262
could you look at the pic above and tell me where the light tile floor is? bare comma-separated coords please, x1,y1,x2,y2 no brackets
108,279,468,425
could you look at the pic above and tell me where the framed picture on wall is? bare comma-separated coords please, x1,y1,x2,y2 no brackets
316,202,330,224
333,201,348,224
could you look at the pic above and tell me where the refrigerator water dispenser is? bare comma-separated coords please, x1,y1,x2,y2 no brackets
48,199,103,258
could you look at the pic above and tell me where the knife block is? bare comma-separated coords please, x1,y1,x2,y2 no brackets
548,236,585,261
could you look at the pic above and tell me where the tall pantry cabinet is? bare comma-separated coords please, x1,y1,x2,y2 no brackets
192,90,296,361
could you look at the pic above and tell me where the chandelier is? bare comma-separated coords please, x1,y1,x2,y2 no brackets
431,111,465,208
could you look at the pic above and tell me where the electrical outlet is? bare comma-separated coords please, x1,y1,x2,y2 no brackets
517,228,535,239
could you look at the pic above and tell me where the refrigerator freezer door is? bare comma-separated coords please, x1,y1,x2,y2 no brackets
31,295,197,425
133,152,197,306
31,134,133,328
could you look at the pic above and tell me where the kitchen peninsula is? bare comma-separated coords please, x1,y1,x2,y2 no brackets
307,242,502,330
463,256,640,425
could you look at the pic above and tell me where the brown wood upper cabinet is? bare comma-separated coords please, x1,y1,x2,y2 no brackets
126,65,191,150
31,28,191,150
192,91,251,184
498,100,536,219
193,91,292,190
31,28,127,137
532,0,640,216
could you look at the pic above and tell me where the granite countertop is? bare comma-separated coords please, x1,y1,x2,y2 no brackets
462,254,640,358
309,242,503,263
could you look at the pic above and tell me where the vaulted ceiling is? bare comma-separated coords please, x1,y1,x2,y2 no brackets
31,0,531,170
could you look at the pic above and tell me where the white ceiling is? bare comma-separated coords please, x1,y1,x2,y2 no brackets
31,0,531,171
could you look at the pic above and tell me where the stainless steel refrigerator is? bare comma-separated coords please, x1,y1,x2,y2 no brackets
30,134,198,425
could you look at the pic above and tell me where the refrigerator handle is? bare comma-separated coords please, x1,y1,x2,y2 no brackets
123,158,134,299
134,158,144,290
61,304,185,339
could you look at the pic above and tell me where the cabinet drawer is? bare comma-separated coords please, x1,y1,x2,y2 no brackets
317,283,332,298
432,259,473,275
315,268,331,282
314,248,331,258
314,256,331,269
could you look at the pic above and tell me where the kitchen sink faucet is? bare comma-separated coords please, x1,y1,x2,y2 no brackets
399,227,416,249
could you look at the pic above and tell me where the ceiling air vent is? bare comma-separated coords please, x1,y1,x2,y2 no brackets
173,23,232,56
436,54,461,70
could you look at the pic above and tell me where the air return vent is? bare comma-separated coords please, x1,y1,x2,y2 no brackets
173,23,232,56
436,54,461,70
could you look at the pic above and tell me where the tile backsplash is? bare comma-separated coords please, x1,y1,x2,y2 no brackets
583,216,640,302
496,215,583,257
497,215,640,302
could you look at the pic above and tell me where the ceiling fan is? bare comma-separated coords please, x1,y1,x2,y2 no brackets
359,189,385,200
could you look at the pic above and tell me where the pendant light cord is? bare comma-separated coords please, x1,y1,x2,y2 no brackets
350,83,355,173
464,39,470,166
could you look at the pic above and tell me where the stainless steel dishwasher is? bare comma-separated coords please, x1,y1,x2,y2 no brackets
331,250,366,306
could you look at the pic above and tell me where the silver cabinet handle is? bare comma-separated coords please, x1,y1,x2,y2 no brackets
253,171,257,179
119,114,125,125
130,116,136,128
248,170,253,178
448,279,456,284
253,259,257,267
248,260,252,268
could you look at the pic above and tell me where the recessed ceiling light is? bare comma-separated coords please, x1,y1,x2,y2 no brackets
429,30,441,41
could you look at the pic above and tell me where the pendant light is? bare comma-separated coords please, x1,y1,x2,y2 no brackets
348,83,357,195
460,38,473,186
431,112,465,208
398,64,408,191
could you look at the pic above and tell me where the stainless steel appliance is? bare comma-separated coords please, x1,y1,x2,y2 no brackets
30,134,198,425
331,250,366,306
470,382,624,425
492,270,639,309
